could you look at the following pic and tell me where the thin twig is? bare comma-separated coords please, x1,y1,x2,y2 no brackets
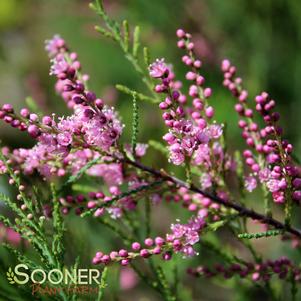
123,157,301,238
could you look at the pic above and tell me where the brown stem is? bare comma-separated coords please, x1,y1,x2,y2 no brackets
124,157,301,238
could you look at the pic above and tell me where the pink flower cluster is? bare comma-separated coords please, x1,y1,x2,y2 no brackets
149,30,223,167
59,186,137,219
92,214,206,266
0,36,124,181
222,59,301,203
45,35,90,109
46,35,124,151
188,257,301,282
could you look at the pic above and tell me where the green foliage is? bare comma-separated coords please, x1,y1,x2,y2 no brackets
71,183,97,193
155,266,176,301
0,154,69,300
131,92,139,156
90,0,160,102
51,183,65,265
238,229,284,240
143,47,151,67
97,217,134,245
25,96,43,116
185,158,192,187
115,84,157,103
122,20,130,52
97,267,108,301
200,239,243,265
148,140,169,156
59,156,103,191
132,26,140,58
3,243,42,272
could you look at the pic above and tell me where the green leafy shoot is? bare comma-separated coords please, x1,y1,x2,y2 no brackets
131,92,139,156
238,229,284,239
90,0,160,102
116,84,158,103
59,156,103,192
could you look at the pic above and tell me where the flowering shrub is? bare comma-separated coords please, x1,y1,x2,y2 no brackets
0,1,300,300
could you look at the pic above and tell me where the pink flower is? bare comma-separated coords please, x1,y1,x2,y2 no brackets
149,58,169,78
45,35,65,57
82,107,123,151
87,163,123,186
196,130,210,144
169,148,185,165
181,137,196,156
163,132,176,144
171,223,186,239
169,215,205,257
207,124,223,139
200,173,212,189
245,176,257,192
259,168,271,183
0,160,7,174
182,245,196,257
50,56,69,75
120,268,138,290
151,193,162,205
194,144,210,166
266,179,281,193
5,227,21,246
272,191,285,203
134,143,148,157
107,207,122,219
57,132,73,146
124,143,148,157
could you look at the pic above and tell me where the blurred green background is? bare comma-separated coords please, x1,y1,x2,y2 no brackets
0,0,301,300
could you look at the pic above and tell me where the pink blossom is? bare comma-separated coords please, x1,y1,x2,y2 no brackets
50,56,69,76
194,144,210,166
120,268,138,290
169,149,185,165
45,35,65,57
207,124,223,139
57,132,73,146
200,173,212,189
259,168,271,183
149,59,169,78
266,179,281,193
87,163,123,186
245,176,257,192
5,228,22,246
